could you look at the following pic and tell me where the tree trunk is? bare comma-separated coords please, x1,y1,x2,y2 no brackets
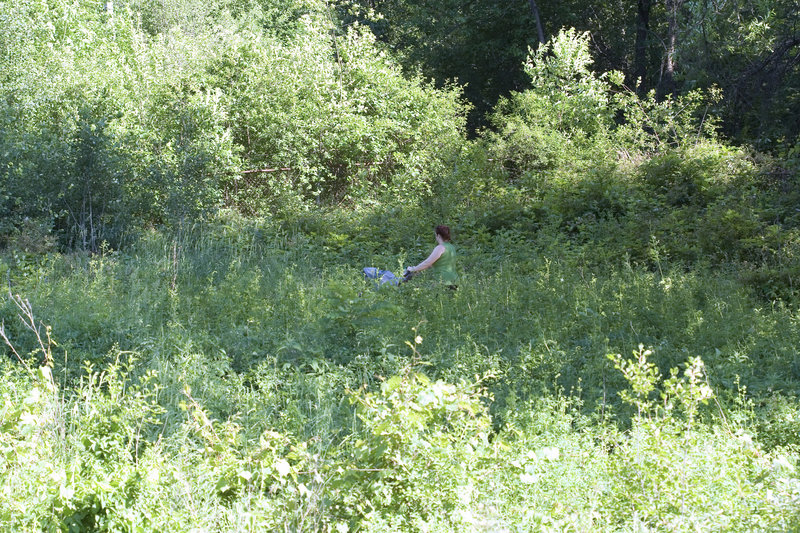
633,0,651,94
659,0,682,98
528,0,545,45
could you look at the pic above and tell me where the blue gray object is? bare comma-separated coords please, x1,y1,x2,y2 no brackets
363,267,399,286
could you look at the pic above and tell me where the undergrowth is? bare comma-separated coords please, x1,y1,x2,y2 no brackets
2,216,800,530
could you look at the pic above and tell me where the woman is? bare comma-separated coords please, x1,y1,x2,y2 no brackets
406,225,458,288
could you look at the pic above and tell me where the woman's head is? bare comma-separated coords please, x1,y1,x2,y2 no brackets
435,225,451,242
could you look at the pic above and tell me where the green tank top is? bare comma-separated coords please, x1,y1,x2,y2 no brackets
431,242,458,283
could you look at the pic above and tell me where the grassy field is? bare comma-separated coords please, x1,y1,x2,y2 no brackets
2,212,800,531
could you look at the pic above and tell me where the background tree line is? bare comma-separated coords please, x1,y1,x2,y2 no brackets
341,0,800,154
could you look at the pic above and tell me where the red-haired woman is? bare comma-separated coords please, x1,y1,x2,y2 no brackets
406,225,458,288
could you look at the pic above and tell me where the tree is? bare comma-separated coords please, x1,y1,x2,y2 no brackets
633,0,652,94
528,0,546,44
674,0,800,149
338,0,542,131
658,0,683,98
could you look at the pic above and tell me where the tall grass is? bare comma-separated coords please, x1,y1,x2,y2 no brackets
2,217,800,530
4,215,800,422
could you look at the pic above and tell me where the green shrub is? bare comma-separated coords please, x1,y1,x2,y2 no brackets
602,347,800,531
333,367,494,529
486,29,620,184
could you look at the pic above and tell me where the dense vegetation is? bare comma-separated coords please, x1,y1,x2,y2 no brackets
342,0,800,150
2,0,800,530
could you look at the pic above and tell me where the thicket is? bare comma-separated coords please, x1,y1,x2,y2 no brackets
0,0,466,251
342,0,800,157
2,0,800,529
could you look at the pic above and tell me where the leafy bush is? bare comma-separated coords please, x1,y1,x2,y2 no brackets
0,0,467,249
602,347,800,531
337,368,493,528
487,29,621,185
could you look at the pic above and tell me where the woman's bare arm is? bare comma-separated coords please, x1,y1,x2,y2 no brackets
409,244,445,272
